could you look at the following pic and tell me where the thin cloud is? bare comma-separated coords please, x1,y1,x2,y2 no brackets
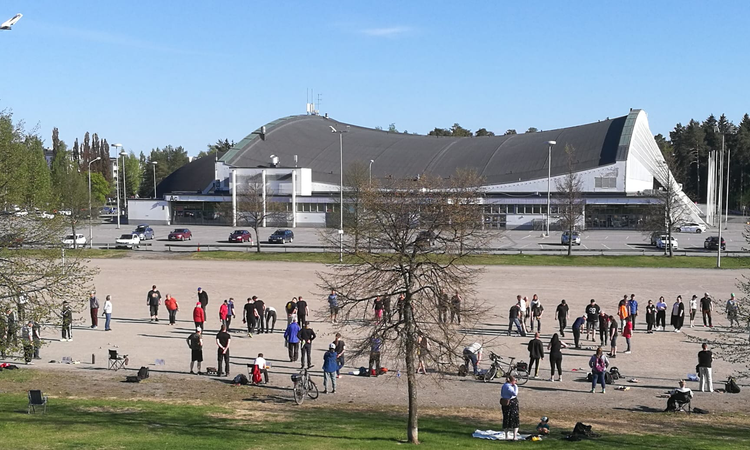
360,26,412,38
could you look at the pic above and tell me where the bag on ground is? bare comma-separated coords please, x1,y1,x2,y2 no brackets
726,377,741,394
137,366,149,380
233,373,249,385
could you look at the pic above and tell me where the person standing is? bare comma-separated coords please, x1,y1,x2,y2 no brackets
689,294,699,328
21,321,33,364
622,317,633,354
697,343,713,392
527,332,544,379
608,316,619,358
193,301,205,331
450,292,462,324
285,297,298,325
518,296,528,333
197,287,209,312
500,375,520,441
296,296,309,326
61,301,73,341
225,298,236,331
598,311,609,347
297,321,316,369
265,305,277,333
586,299,600,342
0,312,7,358
216,325,231,377
243,298,257,337
147,285,161,322
507,302,525,337
656,296,668,331
333,332,345,378
571,314,586,349
726,293,740,328
627,294,638,330
438,291,450,323
284,319,301,362
32,320,41,360
373,296,384,323
7,307,18,347
645,300,656,334
383,295,392,323
556,299,569,337
547,333,567,382
416,333,429,375
397,293,405,323
254,296,266,333
219,300,229,329
700,293,713,328
164,294,179,326
617,298,629,330
322,343,338,394
671,296,685,332
327,290,339,323
530,295,544,333
89,291,99,329
463,342,483,376
368,335,382,376
186,327,203,375
103,295,113,331
588,347,610,393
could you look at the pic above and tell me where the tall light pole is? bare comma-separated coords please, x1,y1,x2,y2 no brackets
330,125,348,262
545,141,557,236
111,144,123,229
120,150,127,219
88,157,101,248
369,159,374,186
152,161,158,199
715,126,725,268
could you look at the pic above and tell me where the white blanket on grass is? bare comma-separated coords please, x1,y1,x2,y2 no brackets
472,430,533,440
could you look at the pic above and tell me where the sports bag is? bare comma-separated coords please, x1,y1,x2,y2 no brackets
726,377,741,394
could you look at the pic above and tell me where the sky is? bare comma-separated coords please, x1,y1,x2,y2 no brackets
1,1,749,157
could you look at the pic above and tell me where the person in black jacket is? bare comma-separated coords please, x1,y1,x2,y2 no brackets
243,298,257,337
297,321,316,369
197,287,209,312
527,332,544,378
254,297,266,333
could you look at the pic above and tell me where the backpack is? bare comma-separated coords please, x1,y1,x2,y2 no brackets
610,366,621,380
285,302,294,314
137,366,149,380
726,377,741,394
233,373,249,385
604,371,614,385
594,357,606,373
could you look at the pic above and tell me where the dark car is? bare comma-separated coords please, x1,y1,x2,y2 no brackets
134,224,155,240
704,236,726,251
229,229,253,243
168,228,192,241
268,229,294,244
414,230,436,249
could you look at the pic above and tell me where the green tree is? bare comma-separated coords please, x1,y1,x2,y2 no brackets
504,129,517,135
122,152,141,200
475,128,495,137
388,123,398,133
526,127,539,133
450,123,472,137
197,138,234,159
50,142,89,246
90,172,110,205
21,134,52,209
138,145,190,198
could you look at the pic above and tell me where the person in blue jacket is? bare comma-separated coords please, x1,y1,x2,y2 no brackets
627,294,638,331
284,319,301,362
572,314,586,349
322,343,338,394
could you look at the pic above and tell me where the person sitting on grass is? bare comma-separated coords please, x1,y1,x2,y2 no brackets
536,416,550,435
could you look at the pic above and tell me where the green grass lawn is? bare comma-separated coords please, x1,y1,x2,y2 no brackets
186,251,750,269
1,393,748,449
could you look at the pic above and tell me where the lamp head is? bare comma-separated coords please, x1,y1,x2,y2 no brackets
329,125,337,133
111,143,122,148
120,151,126,156
152,161,158,165
547,141,557,146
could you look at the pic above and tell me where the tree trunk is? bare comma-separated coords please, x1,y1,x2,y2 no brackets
567,225,573,256
253,224,261,253
404,307,419,444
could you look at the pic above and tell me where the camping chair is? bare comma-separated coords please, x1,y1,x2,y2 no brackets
28,390,48,414
668,391,692,413
108,349,128,371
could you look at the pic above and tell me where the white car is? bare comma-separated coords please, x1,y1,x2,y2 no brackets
115,233,141,249
62,233,86,248
656,235,678,250
677,222,706,233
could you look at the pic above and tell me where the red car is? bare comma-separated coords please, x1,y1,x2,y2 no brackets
168,228,192,241
228,230,253,243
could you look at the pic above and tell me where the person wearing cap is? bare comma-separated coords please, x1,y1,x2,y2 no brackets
89,291,99,329
536,416,550,435
193,301,205,330
197,287,209,312
61,301,73,341
322,342,338,394
726,293,740,328
186,327,203,375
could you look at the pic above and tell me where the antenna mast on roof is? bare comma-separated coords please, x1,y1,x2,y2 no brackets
305,88,318,115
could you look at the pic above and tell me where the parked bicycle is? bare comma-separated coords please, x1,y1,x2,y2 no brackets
482,352,529,385
291,367,319,405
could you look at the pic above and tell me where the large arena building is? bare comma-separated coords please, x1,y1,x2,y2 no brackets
130,109,702,229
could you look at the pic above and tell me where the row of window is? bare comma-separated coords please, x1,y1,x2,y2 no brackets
294,203,339,213
483,204,561,215
594,176,617,188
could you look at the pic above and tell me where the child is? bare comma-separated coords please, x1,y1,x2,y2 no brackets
536,416,550,435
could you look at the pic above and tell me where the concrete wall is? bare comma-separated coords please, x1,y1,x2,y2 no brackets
127,199,172,225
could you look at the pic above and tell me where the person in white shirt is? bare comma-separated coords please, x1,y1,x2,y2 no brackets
103,295,113,331
666,380,693,411
463,342,483,375
518,296,528,332
254,353,269,384
688,295,698,328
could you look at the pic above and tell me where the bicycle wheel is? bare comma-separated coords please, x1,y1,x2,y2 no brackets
483,366,497,383
512,369,529,386
307,380,319,399
293,381,305,405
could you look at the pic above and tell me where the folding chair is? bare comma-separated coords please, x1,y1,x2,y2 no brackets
108,349,128,371
28,390,48,414
675,396,692,413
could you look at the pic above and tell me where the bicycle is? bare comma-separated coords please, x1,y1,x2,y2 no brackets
291,367,319,405
482,352,529,385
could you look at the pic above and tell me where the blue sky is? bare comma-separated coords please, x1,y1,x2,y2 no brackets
1,1,749,156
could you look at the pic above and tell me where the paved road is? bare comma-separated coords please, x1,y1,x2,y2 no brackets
82,217,750,255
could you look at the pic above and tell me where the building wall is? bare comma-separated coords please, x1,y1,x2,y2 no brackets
127,199,172,225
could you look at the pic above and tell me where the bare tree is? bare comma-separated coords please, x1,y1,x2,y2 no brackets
554,145,585,256
236,177,287,253
640,155,691,257
342,162,374,254
317,171,489,444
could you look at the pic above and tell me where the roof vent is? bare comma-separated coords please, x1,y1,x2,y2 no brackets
270,155,279,167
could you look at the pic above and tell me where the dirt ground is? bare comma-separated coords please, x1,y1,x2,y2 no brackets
2,256,748,417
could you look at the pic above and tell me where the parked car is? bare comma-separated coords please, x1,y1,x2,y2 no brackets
656,235,678,250
268,229,294,244
561,230,581,246
116,233,141,249
704,236,726,251
414,230,436,249
676,222,707,233
134,224,155,240
650,230,668,246
229,230,253,243
62,233,86,248
168,228,192,241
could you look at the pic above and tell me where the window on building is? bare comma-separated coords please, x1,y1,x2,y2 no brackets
595,177,617,189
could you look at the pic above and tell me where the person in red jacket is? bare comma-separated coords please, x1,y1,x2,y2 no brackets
193,302,205,330
622,317,633,354
219,300,229,328
164,294,179,326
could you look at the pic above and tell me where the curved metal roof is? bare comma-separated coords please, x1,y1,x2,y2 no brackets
222,113,630,186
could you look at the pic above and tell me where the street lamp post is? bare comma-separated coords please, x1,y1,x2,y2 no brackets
545,141,557,236
330,125,348,262
369,159,374,186
111,143,123,229
88,156,101,248
152,161,158,199
120,150,127,222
